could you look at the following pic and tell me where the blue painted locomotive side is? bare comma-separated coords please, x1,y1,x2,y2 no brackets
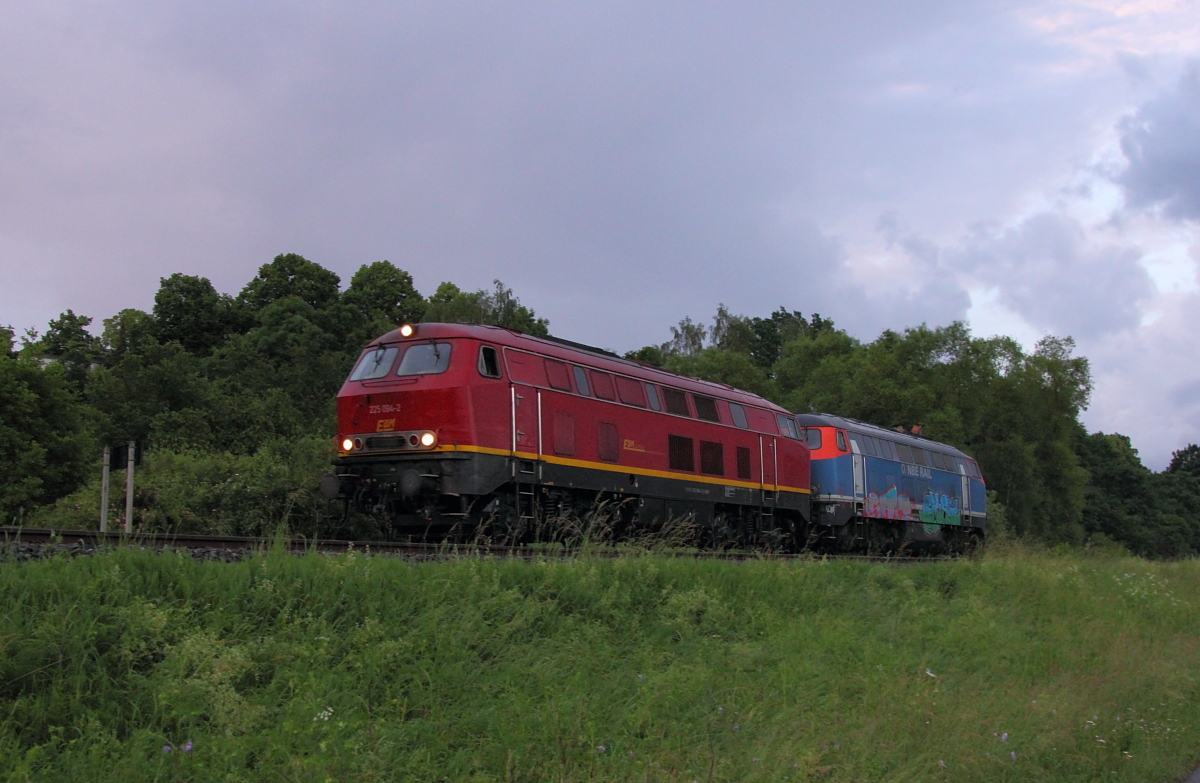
796,413,986,550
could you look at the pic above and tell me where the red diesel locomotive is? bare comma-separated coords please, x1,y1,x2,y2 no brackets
322,323,811,545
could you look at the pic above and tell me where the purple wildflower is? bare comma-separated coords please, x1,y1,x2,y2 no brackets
1001,732,1008,742
1010,751,1017,761
183,741,193,752
163,745,172,753
597,745,606,753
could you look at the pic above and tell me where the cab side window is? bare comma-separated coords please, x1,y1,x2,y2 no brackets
478,346,502,378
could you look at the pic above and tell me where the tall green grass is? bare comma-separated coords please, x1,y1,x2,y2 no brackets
2,545,1198,781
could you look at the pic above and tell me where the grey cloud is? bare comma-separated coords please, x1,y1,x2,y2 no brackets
0,0,1173,360
1084,290,1200,470
1118,61,1200,220
948,212,1152,340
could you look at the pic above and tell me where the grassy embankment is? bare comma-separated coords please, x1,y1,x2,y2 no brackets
2,543,1199,782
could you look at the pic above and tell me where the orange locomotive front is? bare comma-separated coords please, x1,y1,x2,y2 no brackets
323,323,812,546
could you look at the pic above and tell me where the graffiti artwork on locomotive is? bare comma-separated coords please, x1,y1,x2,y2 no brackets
794,413,987,553
322,323,811,547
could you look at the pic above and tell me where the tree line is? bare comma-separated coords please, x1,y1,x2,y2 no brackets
3,253,1198,555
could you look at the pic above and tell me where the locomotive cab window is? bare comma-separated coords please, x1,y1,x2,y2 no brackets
396,343,452,376
729,403,749,429
777,415,800,439
478,346,502,378
350,346,399,381
805,428,822,450
836,430,847,452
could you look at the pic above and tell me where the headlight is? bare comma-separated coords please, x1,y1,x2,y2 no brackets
341,438,354,451
420,432,436,447
399,324,415,337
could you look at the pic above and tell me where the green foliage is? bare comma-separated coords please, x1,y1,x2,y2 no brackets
30,309,102,391
151,274,241,354
422,279,549,336
341,260,426,344
0,352,95,522
1076,433,1200,557
2,551,1200,781
31,436,337,536
100,309,156,363
238,253,342,313
664,349,777,400
1167,444,1200,479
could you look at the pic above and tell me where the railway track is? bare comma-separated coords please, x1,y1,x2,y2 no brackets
0,526,943,564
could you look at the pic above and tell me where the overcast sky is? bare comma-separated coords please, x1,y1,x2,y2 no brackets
3,0,1199,468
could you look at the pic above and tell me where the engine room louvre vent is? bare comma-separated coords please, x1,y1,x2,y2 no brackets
598,422,619,462
736,446,752,479
554,411,575,456
693,395,720,423
668,435,695,472
663,388,690,417
700,440,724,475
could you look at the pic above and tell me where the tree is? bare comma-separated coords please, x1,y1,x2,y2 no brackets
0,352,94,521
1167,444,1200,479
666,316,707,356
421,280,549,336
151,274,238,354
341,261,426,341
239,253,341,313
101,309,156,363
34,310,102,391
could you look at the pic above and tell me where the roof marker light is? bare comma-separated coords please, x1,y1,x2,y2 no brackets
399,324,415,337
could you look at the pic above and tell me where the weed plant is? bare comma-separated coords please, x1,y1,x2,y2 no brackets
2,543,1199,782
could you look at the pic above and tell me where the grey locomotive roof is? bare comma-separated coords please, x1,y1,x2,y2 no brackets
793,412,971,458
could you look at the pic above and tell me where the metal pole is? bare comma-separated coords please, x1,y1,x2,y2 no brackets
100,446,110,532
124,440,135,534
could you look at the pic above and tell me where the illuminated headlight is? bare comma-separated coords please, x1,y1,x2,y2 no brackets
399,324,415,337
341,438,354,451
420,432,436,447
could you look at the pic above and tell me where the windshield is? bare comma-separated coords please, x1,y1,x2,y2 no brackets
349,347,399,380
396,343,453,376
